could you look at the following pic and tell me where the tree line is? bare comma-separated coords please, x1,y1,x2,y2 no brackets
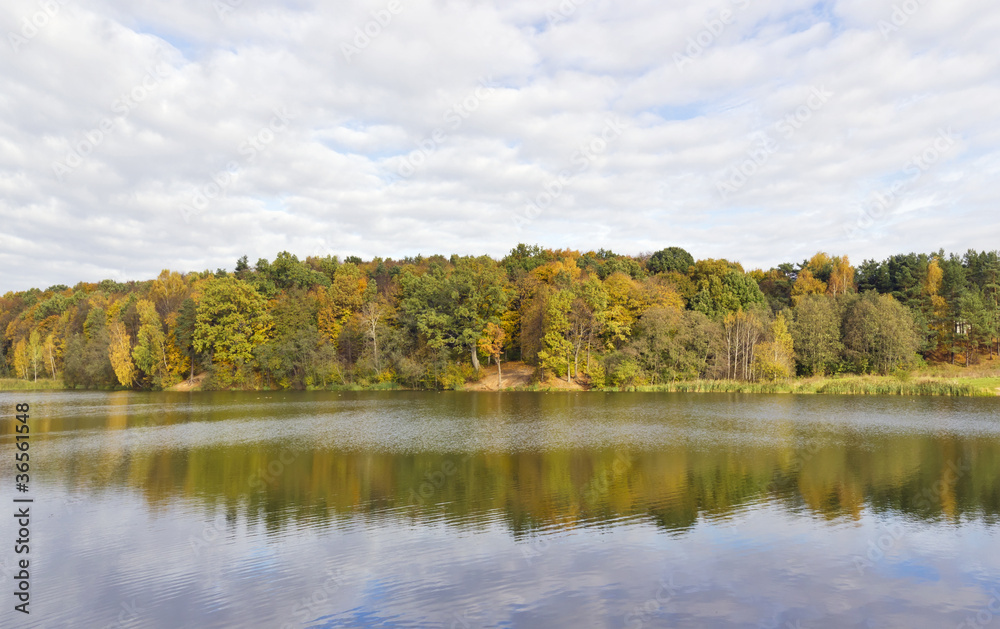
2,245,999,389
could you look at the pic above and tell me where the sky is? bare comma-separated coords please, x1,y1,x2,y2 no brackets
1,0,998,293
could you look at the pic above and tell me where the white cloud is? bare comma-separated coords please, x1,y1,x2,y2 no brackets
1,0,998,291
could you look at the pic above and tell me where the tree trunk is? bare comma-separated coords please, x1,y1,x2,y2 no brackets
471,344,480,370
497,359,502,389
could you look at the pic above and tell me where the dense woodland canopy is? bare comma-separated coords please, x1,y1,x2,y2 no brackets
2,245,999,390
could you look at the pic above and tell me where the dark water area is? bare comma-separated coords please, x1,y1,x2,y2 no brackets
1,391,999,628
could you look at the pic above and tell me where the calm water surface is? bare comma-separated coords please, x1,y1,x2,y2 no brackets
1,391,999,628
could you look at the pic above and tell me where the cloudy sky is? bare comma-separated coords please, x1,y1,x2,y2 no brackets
1,0,998,292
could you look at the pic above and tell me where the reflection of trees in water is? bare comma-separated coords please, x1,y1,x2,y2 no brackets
24,431,1000,534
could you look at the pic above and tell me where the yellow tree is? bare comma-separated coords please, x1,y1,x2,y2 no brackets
132,299,169,386
924,257,948,343
27,329,42,382
602,273,642,348
319,263,368,345
43,333,57,378
151,270,188,314
359,299,387,374
13,338,29,380
791,269,827,304
753,313,795,380
827,256,856,296
109,321,136,387
720,309,765,380
805,252,834,277
478,322,506,388
164,312,191,381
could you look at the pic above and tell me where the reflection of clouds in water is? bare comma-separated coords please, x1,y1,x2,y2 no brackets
9,473,1000,628
4,392,1000,627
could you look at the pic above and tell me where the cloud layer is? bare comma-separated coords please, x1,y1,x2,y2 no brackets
1,0,998,291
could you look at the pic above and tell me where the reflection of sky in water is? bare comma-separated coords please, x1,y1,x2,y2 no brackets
0,391,999,627
2,487,997,628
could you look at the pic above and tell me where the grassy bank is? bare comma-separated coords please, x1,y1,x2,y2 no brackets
2,374,998,396
0,378,66,391
630,375,999,396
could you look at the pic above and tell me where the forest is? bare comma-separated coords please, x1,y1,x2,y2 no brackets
2,245,999,390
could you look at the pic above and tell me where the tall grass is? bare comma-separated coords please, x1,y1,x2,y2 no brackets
0,378,66,391
627,376,994,396
632,381,790,394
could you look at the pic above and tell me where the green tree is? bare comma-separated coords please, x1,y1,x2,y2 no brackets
399,256,509,369
537,289,574,381
174,298,201,380
647,247,695,275
842,293,920,374
790,295,841,376
194,278,273,386
690,262,767,319
255,290,324,389
132,299,169,387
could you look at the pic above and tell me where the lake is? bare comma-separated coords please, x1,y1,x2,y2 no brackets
1,391,999,628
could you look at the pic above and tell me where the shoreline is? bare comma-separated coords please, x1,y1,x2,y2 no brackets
3,375,998,396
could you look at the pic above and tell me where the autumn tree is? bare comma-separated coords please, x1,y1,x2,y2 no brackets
43,333,58,378
753,312,795,380
718,308,766,380
478,322,506,387
13,338,28,380
359,298,388,374
827,256,855,296
791,269,827,304
132,299,169,387
108,321,136,387
537,289,574,381
26,330,42,382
